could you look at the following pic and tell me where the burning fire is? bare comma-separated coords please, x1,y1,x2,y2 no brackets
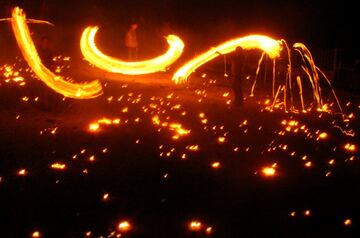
80,26,184,75
10,7,103,99
172,35,281,84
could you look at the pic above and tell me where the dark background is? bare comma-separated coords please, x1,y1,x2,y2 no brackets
1,0,358,48
1,0,359,92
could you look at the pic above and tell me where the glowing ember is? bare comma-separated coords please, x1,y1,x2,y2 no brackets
103,193,109,200
205,227,213,235
211,162,221,168
10,7,103,99
50,163,66,170
344,219,352,226
32,231,41,237
18,169,27,176
344,143,356,152
218,137,226,143
304,210,311,216
318,132,328,140
118,221,131,232
88,123,100,132
81,26,184,75
172,35,281,84
189,221,202,232
262,167,276,176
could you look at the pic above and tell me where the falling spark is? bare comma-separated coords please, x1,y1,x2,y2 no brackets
18,169,27,176
304,210,311,216
81,26,184,75
89,123,100,132
103,193,109,201
118,221,131,232
189,221,202,232
317,132,328,140
344,219,352,226
344,143,356,152
10,7,102,98
262,167,276,176
50,163,66,170
32,231,41,237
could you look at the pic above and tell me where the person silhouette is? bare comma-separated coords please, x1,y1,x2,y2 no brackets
231,46,246,107
124,23,139,61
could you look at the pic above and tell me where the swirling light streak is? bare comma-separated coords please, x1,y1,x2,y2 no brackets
172,35,282,84
80,26,184,75
11,7,103,99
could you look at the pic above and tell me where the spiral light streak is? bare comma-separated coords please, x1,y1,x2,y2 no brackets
172,35,282,84
11,7,103,99
80,26,184,75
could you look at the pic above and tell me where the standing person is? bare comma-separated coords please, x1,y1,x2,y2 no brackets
231,46,246,107
38,36,54,70
38,36,54,111
124,23,139,61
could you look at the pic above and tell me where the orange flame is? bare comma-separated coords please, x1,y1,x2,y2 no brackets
11,7,103,99
172,35,282,84
80,26,184,75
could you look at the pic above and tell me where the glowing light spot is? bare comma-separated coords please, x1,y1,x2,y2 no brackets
318,132,328,139
50,163,66,170
189,221,202,232
32,231,41,238
262,167,276,177
89,123,100,132
18,169,27,176
211,162,221,169
344,143,356,152
103,193,109,201
344,219,352,226
206,227,213,235
118,221,131,232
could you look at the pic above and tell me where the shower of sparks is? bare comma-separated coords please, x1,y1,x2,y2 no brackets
81,26,184,75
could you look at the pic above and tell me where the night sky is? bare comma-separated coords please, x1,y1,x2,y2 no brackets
0,0,358,49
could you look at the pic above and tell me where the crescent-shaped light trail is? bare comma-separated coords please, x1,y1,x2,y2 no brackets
11,7,103,99
172,35,282,84
80,26,184,75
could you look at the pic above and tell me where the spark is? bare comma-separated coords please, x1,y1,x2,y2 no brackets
344,143,356,152
189,221,202,232
18,169,27,176
118,221,131,232
211,162,221,169
344,219,352,226
262,167,276,177
32,231,41,237
50,163,66,170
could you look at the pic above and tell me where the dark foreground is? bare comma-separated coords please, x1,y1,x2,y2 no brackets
1,55,360,238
